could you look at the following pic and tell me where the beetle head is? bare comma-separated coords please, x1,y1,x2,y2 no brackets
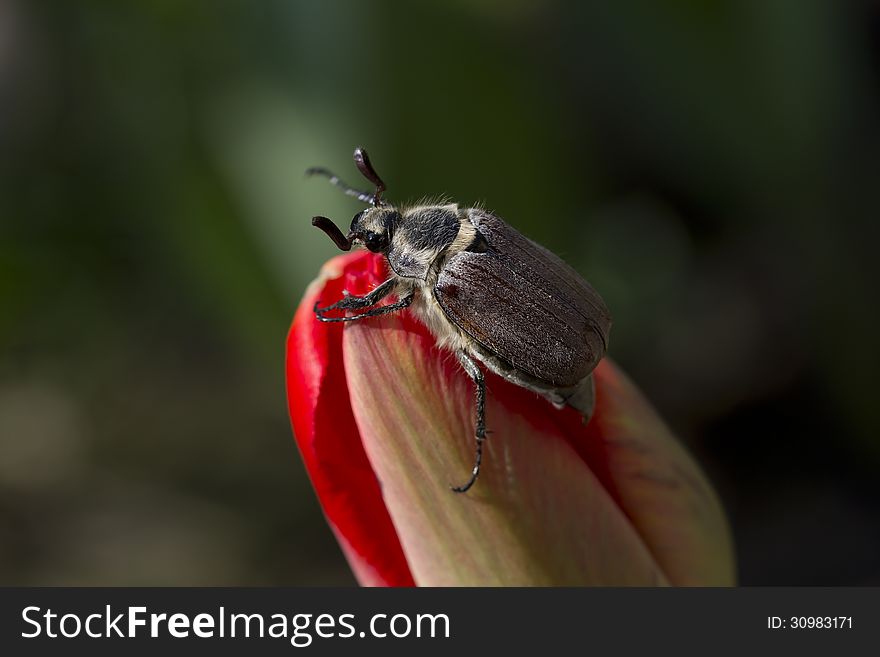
348,207,400,254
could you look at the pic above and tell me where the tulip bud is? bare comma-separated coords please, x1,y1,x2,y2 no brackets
286,251,735,586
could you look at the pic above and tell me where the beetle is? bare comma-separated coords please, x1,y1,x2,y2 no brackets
308,147,611,493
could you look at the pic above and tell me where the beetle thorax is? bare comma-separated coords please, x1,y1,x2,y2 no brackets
402,205,481,353
372,203,464,280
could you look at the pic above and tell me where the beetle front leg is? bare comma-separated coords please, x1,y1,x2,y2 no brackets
313,294,413,323
315,277,396,313
314,278,407,322
451,351,486,494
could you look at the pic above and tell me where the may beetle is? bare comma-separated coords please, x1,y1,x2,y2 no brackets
308,148,611,493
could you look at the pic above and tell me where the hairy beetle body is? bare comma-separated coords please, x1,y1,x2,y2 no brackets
308,149,611,493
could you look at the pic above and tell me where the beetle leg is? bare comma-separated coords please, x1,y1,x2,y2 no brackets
316,277,396,312
451,351,486,494
314,293,413,323
314,278,402,322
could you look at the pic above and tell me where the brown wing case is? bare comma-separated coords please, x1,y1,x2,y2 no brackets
434,210,611,388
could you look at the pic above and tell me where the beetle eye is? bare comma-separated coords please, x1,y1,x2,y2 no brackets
364,231,388,253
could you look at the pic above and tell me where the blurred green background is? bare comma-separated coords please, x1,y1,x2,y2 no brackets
1,0,879,585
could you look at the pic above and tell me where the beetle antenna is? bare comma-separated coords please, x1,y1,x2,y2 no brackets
305,167,377,206
311,216,352,251
353,147,388,207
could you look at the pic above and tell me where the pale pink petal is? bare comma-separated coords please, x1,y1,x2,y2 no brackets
343,316,668,586
582,363,736,585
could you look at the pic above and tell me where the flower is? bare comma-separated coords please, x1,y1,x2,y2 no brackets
285,250,736,586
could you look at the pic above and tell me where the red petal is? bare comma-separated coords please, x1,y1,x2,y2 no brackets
285,251,414,586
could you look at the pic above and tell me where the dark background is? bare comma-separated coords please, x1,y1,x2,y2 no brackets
1,0,878,585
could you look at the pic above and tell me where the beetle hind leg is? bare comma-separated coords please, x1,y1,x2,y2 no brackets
451,351,486,494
